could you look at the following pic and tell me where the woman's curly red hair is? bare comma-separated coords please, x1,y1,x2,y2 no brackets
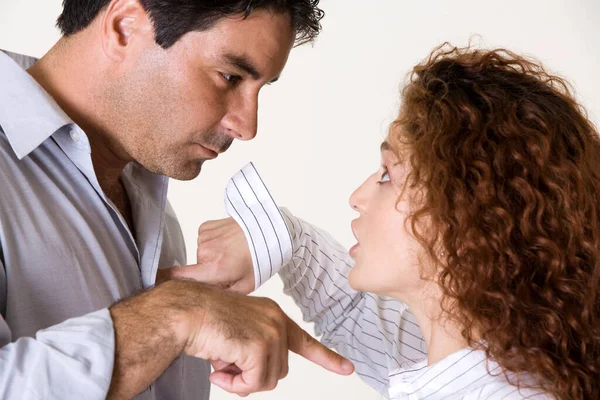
389,44,600,399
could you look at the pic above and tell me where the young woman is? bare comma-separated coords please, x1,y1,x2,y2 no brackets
342,44,600,399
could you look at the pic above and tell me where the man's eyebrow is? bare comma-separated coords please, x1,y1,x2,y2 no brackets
223,53,280,84
224,54,262,80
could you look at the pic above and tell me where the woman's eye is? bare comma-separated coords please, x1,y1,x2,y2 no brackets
378,168,390,183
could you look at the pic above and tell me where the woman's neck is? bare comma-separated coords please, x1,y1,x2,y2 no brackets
395,284,468,365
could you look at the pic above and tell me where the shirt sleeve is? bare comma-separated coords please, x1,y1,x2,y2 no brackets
278,208,428,394
0,259,115,400
224,162,293,289
224,163,428,395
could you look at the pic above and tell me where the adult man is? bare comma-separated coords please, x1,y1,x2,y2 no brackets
0,1,354,399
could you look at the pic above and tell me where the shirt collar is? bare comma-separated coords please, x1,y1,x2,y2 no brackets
388,347,495,400
0,50,73,159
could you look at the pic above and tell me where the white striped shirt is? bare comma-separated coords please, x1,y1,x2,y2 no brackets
225,163,552,400
388,348,551,400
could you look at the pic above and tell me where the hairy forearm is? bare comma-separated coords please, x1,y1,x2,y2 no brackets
106,281,192,399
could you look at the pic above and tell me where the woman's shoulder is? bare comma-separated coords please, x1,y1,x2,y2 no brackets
461,370,554,400
387,347,555,400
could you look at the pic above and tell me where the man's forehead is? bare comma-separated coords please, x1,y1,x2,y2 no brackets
183,11,294,68
205,9,293,39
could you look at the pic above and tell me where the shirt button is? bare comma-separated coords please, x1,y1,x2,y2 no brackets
69,129,80,142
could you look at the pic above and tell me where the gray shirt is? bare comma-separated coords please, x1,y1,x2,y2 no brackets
0,50,210,399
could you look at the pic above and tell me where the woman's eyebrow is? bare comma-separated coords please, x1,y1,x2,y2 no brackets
380,141,391,152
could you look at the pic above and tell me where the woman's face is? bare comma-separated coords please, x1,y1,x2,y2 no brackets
348,142,426,298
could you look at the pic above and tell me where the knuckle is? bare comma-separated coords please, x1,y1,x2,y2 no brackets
302,330,316,348
197,223,209,235
196,246,214,261
199,219,217,230
248,383,261,394
254,340,270,355
197,227,215,243
262,298,283,316
197,230,211,244
264,324,281,341
326,347,338,362
262,297,278,308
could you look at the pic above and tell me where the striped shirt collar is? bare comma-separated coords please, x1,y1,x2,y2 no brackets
0,50,73,160
388,347,552,399
389,347,498,399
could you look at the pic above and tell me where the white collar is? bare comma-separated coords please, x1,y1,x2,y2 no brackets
389,348,498,399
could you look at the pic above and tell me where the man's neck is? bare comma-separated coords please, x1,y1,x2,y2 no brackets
90,133,130,191
27,37,136,233
28,37,130,184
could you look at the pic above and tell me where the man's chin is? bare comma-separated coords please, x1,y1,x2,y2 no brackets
172,161,205,181
149,160,206,181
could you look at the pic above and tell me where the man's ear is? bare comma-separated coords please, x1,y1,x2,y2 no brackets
100,0,154,62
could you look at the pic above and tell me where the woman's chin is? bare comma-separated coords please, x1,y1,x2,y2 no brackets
347,267,359,290
348,266,371,292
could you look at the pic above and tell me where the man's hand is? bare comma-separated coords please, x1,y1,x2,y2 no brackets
109,280,354,398
176,281,354,395
156,218,255,294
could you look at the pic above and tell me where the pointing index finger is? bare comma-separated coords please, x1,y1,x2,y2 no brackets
285,316,354,375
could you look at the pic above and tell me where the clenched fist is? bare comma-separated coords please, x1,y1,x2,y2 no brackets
156,218,256,294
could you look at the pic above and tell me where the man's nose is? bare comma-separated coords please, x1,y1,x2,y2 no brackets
224,95,258,141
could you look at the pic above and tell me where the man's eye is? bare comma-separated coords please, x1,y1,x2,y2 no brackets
221,73,241,85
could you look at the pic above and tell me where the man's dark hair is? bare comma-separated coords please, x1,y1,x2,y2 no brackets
56,0,324,48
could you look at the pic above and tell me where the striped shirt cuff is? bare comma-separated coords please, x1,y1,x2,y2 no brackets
224,162,293,289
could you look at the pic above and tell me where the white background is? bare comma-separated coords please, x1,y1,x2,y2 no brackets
1,1,598,399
